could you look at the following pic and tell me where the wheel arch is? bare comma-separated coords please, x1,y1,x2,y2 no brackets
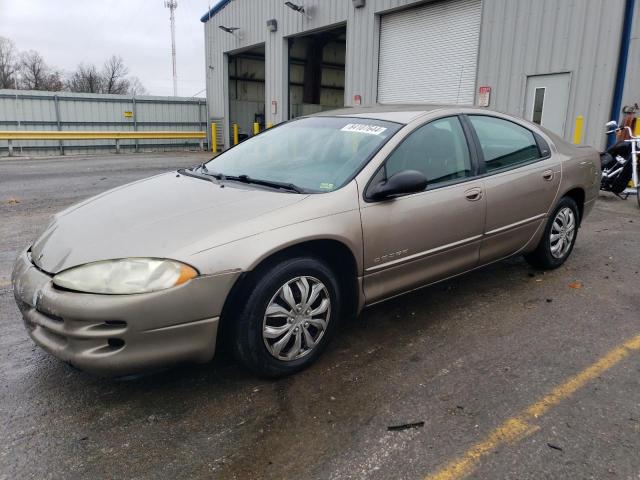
217,238,362,345
560,186,586,224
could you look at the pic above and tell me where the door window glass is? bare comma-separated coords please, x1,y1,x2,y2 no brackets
469,116,541,172
532,88,545,125
385,117,472,186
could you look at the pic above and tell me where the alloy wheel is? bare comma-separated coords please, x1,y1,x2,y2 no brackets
262,276,331,361
550,207,576,259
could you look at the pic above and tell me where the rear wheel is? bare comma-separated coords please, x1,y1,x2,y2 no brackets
232,256,341,377
524,196,579,270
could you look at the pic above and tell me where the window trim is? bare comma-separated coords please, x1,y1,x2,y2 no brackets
463,114,551,178
363,115,481,203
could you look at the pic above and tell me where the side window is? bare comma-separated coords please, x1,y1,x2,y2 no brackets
469,116,541,172
385,117,472,187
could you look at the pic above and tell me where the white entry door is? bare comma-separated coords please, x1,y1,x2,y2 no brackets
524,73,571,136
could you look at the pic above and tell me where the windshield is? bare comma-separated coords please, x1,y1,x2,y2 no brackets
204,116,401,193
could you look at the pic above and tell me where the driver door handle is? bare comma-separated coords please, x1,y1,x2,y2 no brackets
465,187,483,201
542,170,554,181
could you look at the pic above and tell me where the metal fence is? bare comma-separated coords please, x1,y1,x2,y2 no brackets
0,89,209,156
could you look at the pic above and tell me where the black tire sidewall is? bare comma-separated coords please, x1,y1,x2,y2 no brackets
537,197,580,268
232,256,341,377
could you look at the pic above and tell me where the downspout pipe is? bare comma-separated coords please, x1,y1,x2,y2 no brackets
609,0,635,146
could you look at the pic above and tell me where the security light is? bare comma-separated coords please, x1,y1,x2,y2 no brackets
284,2,305,13
218,25,240,34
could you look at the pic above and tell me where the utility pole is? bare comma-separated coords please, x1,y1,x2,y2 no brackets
165,0,178,96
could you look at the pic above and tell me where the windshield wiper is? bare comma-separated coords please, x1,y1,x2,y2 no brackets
226,174,304,193
178,168,220,185
186,163,228,181
182,168,303,193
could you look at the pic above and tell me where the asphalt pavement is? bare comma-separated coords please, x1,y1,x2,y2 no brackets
1,152,639,480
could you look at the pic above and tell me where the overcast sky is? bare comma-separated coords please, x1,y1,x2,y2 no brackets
0,0,216,97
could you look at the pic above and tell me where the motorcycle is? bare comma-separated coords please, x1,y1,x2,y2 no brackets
600,120,640,208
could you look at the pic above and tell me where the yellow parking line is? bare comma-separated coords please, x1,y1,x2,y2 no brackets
425,334,640,480
0,280,11,288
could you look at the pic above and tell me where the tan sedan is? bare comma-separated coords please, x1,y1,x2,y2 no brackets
12,106,600,377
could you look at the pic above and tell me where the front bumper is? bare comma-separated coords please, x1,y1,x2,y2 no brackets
12,250,240,377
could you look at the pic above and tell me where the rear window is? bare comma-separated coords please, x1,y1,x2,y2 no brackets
469,116,541,172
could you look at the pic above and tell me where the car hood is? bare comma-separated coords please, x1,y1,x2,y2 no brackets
31,172,308,274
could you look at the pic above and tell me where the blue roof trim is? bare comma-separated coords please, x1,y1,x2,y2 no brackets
200,0,232,23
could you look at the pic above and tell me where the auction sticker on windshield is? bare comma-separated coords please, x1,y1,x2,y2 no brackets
340,124,387,135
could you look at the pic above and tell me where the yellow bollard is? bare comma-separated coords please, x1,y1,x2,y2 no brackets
253,122,260,135
635,118,640,138
267,122,273,129
211,122,217,153
573,115,584,145
232,123,239,146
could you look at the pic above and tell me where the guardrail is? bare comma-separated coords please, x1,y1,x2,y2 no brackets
0,130,207,156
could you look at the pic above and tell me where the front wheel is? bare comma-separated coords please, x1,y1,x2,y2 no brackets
524,196,579,270
231,256,341,377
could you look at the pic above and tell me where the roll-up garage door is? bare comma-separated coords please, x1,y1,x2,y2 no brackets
377,0,481,105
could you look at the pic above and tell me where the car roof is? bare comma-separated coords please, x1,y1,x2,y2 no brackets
312,104,496,124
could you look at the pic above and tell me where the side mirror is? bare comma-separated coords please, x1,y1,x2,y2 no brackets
605,120,619,134
368,170,428,201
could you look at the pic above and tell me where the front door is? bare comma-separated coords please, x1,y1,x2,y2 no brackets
524,73,571,137
359,116,486,304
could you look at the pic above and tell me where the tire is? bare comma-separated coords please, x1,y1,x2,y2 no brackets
524,196,580,270
231,256,341,377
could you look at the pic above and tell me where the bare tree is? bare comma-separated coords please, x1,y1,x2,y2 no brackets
102,55,130,94
18,50,62,91
0,36,18,89
2,42,149,95
128,76,148,96
45,69,65,92
66,63,104,93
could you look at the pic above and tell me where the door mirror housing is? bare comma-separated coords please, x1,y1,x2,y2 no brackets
368,169,428,201
605,120,619,134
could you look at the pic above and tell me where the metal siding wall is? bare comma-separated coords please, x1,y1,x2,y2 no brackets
204,0,631,150
0,90,206,156
620,0,640,115
476,0,626,149
204,0,438,149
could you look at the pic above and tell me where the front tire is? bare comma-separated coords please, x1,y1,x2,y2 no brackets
232,256,341,377
524,196,579,270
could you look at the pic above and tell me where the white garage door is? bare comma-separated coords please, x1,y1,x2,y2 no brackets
378,0,482,105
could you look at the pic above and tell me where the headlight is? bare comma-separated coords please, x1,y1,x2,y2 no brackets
53,258,198,294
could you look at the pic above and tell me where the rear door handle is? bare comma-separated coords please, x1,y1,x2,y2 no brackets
465,187,483,201
542,170,554,181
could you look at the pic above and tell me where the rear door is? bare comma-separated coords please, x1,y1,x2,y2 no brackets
466,115,561,264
